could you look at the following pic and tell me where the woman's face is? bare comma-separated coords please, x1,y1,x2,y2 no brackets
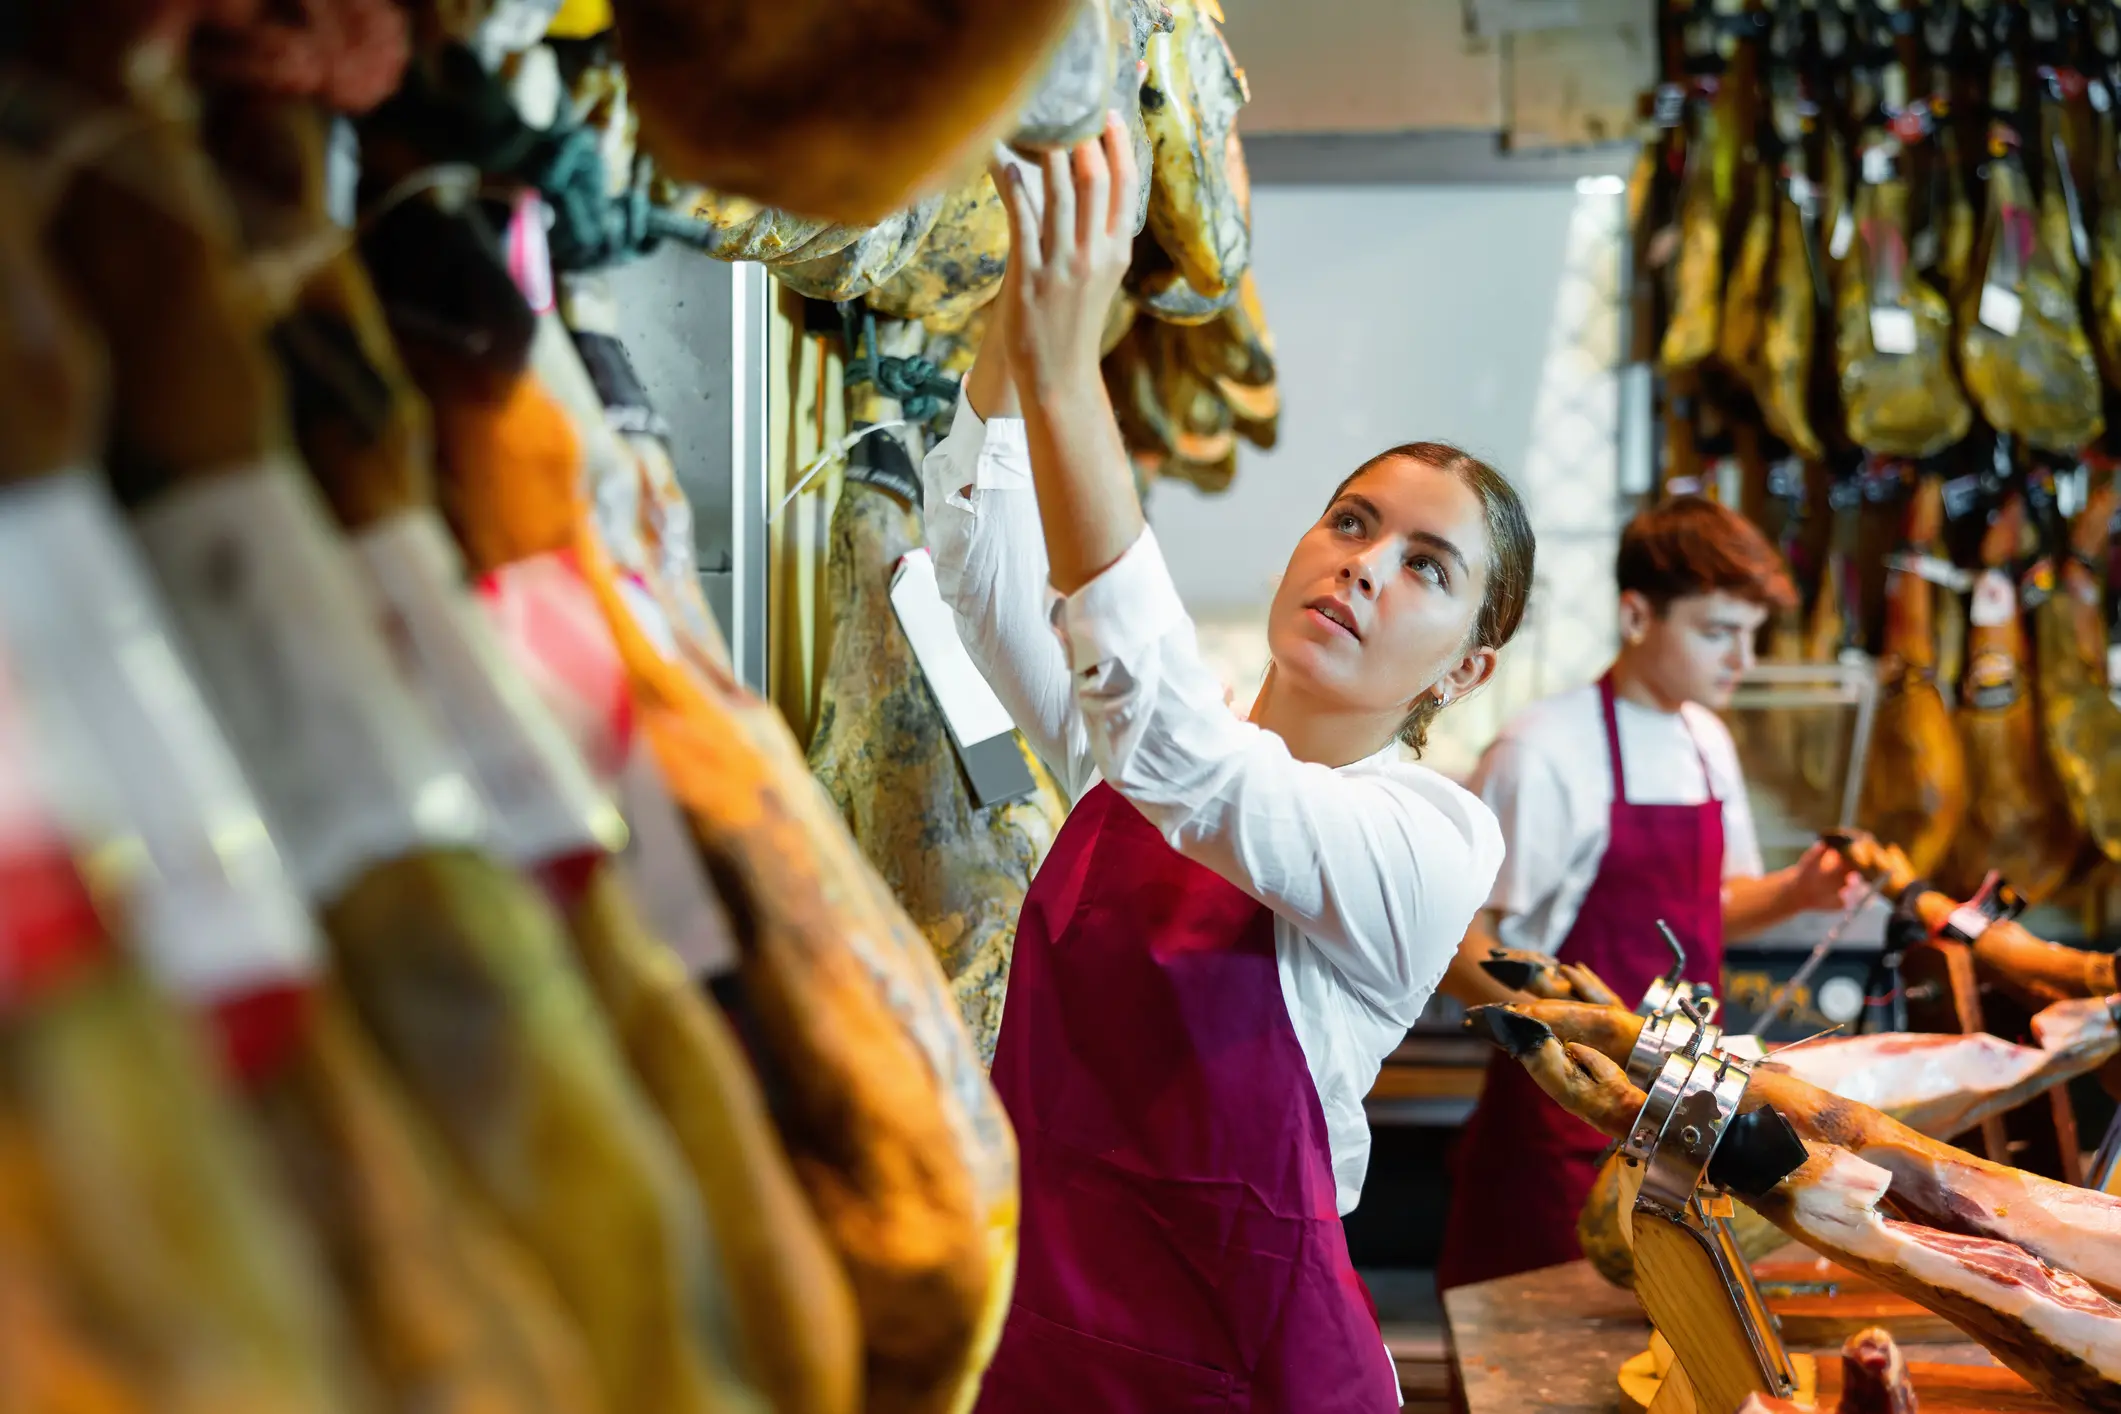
1266,456,1499,721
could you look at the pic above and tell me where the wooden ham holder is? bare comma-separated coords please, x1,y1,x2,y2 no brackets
1610,975,2054,1414
1613,1006,1811,1414
1897,872,2084,1185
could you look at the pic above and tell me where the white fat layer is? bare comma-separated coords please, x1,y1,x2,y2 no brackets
1768,998,2117,1139
1783,1148,2121,1373
1888,1152,2121,1297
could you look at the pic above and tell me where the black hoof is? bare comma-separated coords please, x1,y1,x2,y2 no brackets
1481,957,1539,990
1468,1006,1554,1059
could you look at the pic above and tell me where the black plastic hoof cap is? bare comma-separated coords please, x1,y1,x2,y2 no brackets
1481,957,1540,990
1469,1006,1555,1059
1707,1104,1810,1198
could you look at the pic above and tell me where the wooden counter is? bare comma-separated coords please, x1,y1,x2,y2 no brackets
1444,1260,1648,1413
1442,1259,2015,1414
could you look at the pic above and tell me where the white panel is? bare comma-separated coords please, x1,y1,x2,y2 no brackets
1149,182,1630,779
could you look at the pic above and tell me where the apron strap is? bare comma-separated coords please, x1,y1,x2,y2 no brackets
1598,673,1722,806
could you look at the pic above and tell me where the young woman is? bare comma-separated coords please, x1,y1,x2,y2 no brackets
924,117,1535,1412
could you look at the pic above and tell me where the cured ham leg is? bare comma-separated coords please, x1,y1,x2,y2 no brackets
1140,0,1250,300
1841,841,2120,1009
1857,478,1968,876
1483,1017,2121,1413
2036,481,2121,869
1758,996,2121,1140
1498,1002,2121,1303
1936,496,2084,905
611,0,1078,223
807,468,1067,1068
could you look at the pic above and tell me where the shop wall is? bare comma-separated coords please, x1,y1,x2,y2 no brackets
1148,178,1638,781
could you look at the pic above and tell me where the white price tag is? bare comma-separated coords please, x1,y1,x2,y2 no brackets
1870,307,1918,355
0,474,321,1005
358,512,623,872
1888,552,1973,592
133,461,485,903
890,549,1018,749
1829,206,1856,261
1969,569,2018,627
2094,79,2114,114
1979,283,2024,337
1861,143,1895,185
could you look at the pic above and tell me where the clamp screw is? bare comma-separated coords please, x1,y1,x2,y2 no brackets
1680,1125,1703,1151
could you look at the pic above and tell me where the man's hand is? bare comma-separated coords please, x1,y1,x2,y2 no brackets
992,113,1139,397
1781,839,1863,915
1724,840,1866,941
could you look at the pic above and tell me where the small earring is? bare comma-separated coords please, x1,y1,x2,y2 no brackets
1436,689,1452,708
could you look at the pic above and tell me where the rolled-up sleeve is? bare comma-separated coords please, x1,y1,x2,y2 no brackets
920,397,1094,794
1052,529,1505,1011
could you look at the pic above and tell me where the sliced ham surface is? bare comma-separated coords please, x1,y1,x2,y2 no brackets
1762,996,2120,1139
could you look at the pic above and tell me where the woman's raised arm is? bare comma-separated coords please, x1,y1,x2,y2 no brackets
919,220,1097,795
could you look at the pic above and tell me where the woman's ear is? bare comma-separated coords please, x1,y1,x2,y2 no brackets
1437,644,1499,704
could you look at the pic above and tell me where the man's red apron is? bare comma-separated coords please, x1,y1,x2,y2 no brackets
1435,675,1726,1293
975,782,1401,1413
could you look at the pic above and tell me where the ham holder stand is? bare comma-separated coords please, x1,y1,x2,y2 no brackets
1897,871,2088,1187
1599,933,2064,1414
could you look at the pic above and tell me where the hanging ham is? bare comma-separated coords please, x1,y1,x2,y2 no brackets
1834,130,1971,459
1857,477,1968,875
865,175,1012,329
807,447,1066,1066
1959,69,2105,455
1139,0,1250,302
2036,480,2121,869
1938,493,2084,903
608,0,1079,224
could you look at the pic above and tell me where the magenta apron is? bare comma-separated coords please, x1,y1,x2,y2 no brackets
1436,675,1726,1293
976,782,1400,1414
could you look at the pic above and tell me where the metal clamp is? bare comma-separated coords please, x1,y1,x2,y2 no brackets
1622,1047,1760,1214
1939,870,2027,943
1625,994,1726,1089
1636,920,1720,1021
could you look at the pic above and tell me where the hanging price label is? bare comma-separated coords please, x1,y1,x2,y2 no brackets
1829,206,1856,261
1870,307,1918,355
1969,569,2018,627
1978,283,2024,337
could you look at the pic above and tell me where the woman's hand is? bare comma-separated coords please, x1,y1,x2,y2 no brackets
992,112,1139,396
982,113,1147,596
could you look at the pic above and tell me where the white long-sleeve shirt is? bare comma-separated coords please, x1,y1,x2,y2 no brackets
922,395,1505,1214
